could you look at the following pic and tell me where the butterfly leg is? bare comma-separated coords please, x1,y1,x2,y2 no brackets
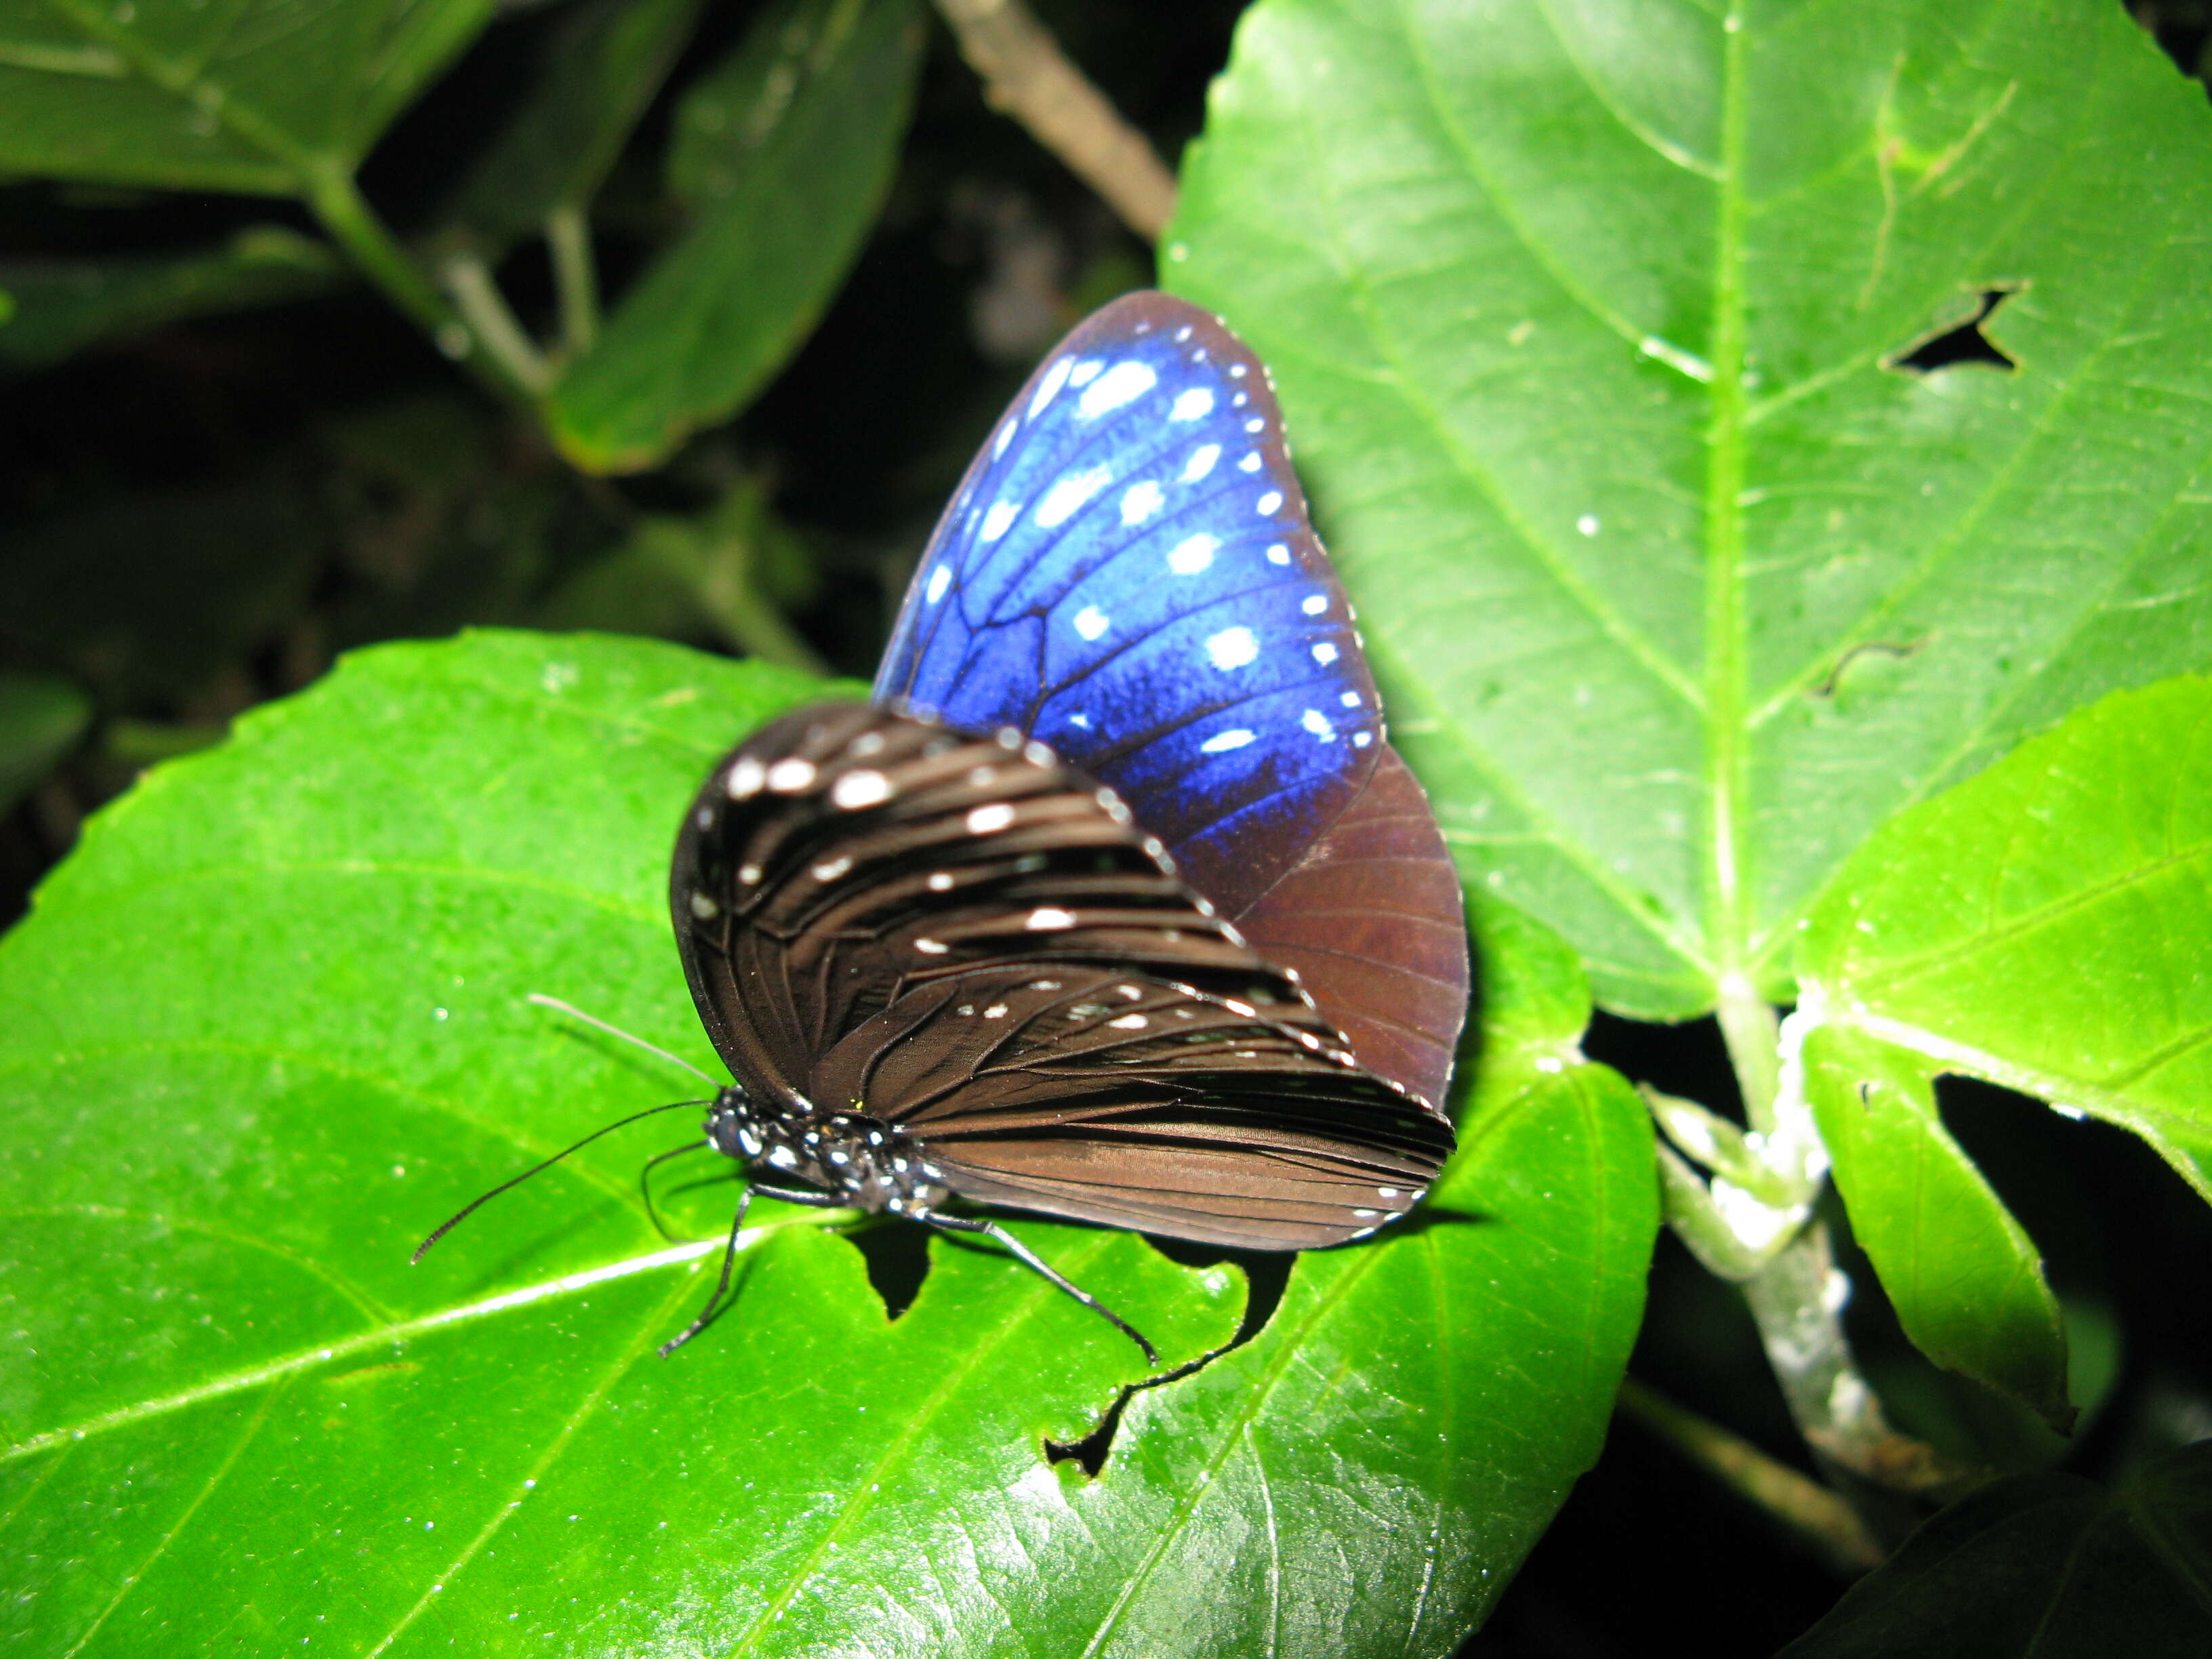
924,1213,1159,1365
657,1179,853,1356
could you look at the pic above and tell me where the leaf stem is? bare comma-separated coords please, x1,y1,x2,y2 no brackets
546,203,600,361
1617,1377,1884,1574
302,166,533,407
1717,976,1782,1137
439,249,556,394
1740,1218,1983,1502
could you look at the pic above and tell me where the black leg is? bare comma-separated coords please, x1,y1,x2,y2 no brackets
656,1180,846,1357
658,1185,752,1358
925,1213,1158,1365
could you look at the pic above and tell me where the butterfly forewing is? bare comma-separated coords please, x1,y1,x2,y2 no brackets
870,291,1469,1108
672,702,1455,1249
874,291,1383,922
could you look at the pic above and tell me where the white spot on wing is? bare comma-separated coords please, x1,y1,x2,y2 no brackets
1108,1013,1149,1029
1311,642,1338,665
1077,361,1156,418
1239,453,1262,473
1120,480,1164,525
1073,606,1109,641
1068,359,1103,386
1029,356,1073,417
1302,594,1328,616
1256,490,1283,514
726,756,765,798
1168,534,1219,575
1170,388,1214,421
832,769,892,808
766,758,817,792
966,803,1017,834
981,501,1019,541
1181,444,1221,482
1205,627,1258,670
1302,709,1337,741
1034,465,1113,527
1267,544,1291,566
1025,907,1077,930
924,563,951,604
1200,728,1256,753
914,938,949,954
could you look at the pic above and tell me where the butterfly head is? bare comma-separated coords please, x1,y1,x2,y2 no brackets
702,1085,764,1161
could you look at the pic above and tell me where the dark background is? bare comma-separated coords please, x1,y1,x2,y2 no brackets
5,3,2209,1652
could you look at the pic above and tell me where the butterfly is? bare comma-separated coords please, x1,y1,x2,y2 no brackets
422,293,1469,1362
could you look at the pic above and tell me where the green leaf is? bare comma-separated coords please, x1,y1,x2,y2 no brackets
438,0,708,254
1166,0,2212,1022
1790,675,2212,1425
0,630,1654,1655
0,226,345,369
546,0,923,473
0,673,91,815
1776,1442,2212,1659
0,0,497,194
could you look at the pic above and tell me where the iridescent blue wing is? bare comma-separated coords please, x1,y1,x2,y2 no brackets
874,291,1380,921
874,292,1469,1111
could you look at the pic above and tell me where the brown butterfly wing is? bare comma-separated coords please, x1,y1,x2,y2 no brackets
672,702,1455,1248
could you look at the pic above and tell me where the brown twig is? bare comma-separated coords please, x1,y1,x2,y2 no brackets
931,0,1179,240
1617,1378,1887,1576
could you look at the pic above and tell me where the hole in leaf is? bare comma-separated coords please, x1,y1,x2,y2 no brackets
1044,1249,1294,1477
1885,287,2020,374
842,1217,932,1321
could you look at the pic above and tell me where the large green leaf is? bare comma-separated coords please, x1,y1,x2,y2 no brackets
0,227,345,369
1789,676,2212,1425
1776,1441,2212,1659
546,0,923,473
0,630,1654,1655
1167,0,2212,1022
0,0,495,193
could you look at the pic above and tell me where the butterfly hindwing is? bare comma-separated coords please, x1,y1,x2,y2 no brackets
670,703,1455,1247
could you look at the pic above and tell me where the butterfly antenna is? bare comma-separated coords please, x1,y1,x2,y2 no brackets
411,1100,709,1263
527,993,720,1086
638,1139,712,1244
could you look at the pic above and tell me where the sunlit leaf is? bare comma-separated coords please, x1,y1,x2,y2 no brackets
1791,676,2212,1425
0,632,1652,1655
1168,0,2212,1021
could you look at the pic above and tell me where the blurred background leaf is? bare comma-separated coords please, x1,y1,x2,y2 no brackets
0,675,91,817
0,0,496,192
0,226,346,369
546,0,926,471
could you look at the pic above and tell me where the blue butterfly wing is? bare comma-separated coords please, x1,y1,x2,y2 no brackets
874,291,1382,920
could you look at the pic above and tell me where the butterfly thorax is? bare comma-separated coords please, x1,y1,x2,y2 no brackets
701,1086,951,1216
